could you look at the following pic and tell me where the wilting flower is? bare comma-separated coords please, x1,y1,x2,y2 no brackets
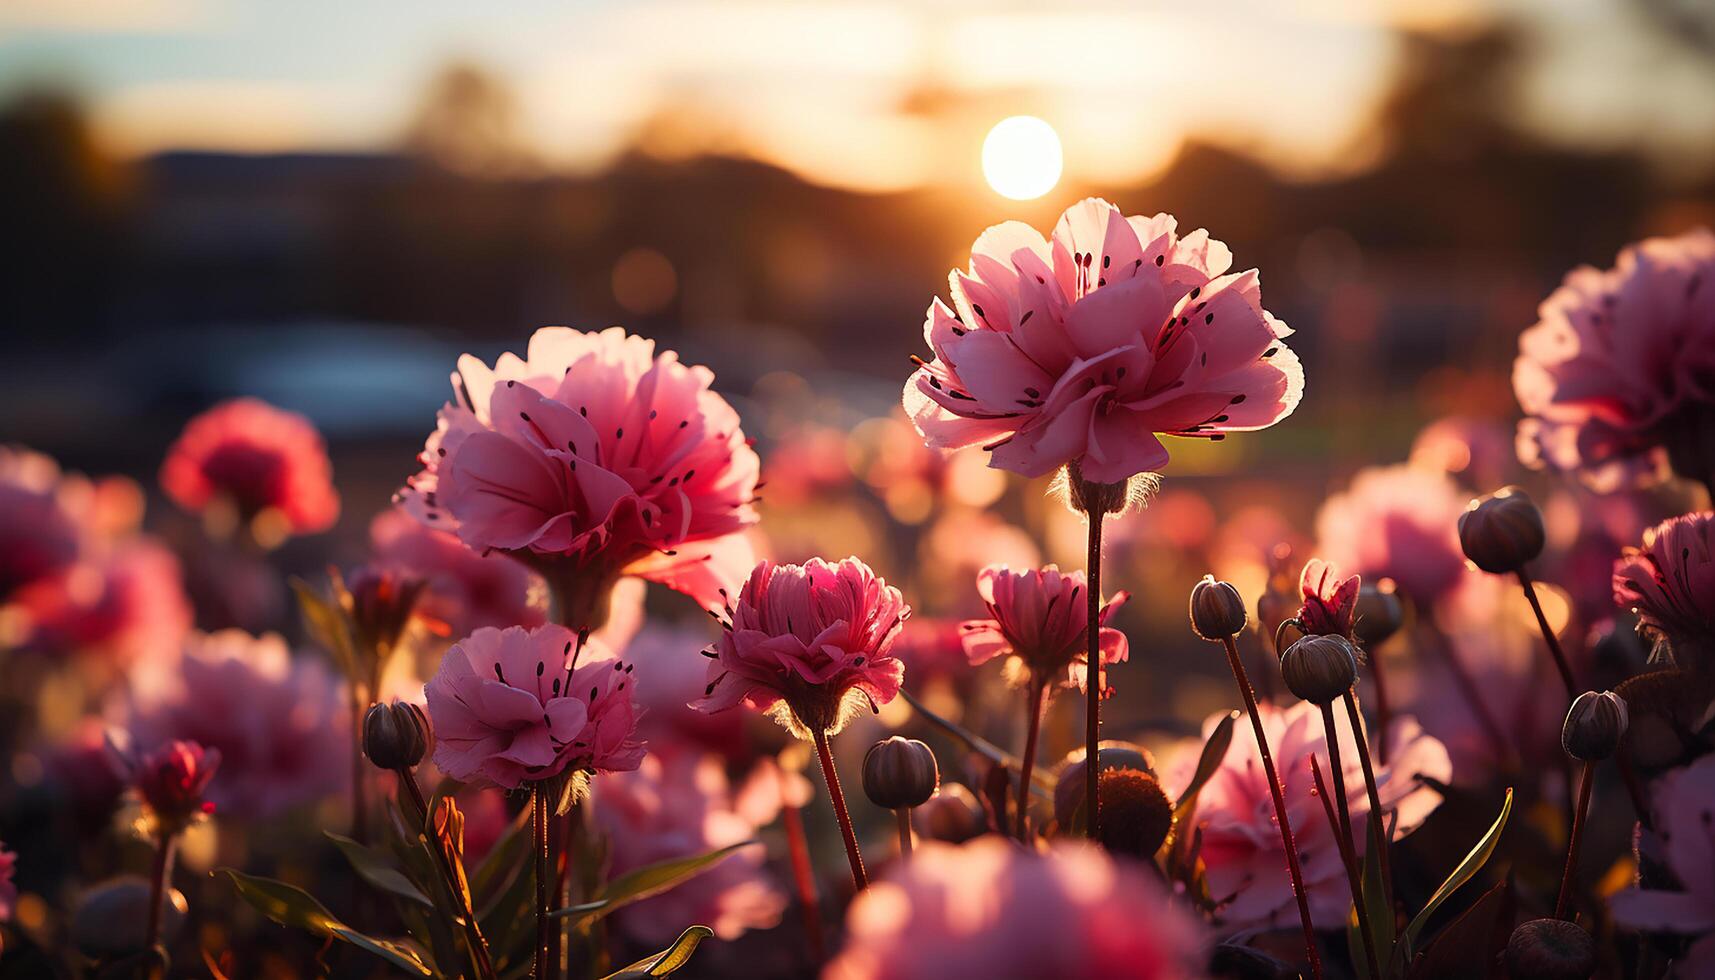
160,398,339,535
1614,512,1715,669
1315,464,1473,610
959,565,1128,695
424,624,644,790
1609,754,1715,962
1294,558,1358,639
1165,701,1450,934
825,837,1205,979
694,557,908,739
399,326,760,628
904,197,1302,482
593,746,786,944
126,740,220,833
1515,228,1715,491
0,843,14,923
127,630,348,818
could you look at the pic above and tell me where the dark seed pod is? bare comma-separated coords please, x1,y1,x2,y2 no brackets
1504,918,1596,980
363,700,433,770
862,736,939,810
1458,486,1546,574
1093,768,1173,860
1053,741,1156,829
1190,575,1249,641
1561,690,1628,762
1279,634,1358,705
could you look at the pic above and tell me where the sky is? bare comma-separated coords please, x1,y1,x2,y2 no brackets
2,0,1713,193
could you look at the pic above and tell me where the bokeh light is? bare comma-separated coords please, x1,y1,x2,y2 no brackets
981,115,1063,201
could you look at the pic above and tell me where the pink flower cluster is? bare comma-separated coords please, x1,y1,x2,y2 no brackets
1614,511,1715,667
959,564,1128,694
905,198,1302,481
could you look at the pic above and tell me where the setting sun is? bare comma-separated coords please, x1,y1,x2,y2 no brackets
981,115,1062,201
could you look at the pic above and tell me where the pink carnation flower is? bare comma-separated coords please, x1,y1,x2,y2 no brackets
824,837,1206,980
127,630,348,818
904,198,1302,482
1294,558,1358,639
399,326,760,629
593,746,787,944
959,564,1128,695
1315,464,1474,610
1609,754,1715,962
369,507,547,640
425,624,645,789
695,557,908,738
1614,511,1715,667
1165,701,1450,935
160,398,339,534
14,537,191,668
1515,228,1715,492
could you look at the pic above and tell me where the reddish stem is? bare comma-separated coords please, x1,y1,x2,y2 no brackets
1319,702,1381,980
1220,637,1322,979
1556,760,1596,921
1016,678,1046,841
1517,569,1577,700
781,800,826,962
1084,509,1104,841
533,788,550,980
813,730,868,891
144,832,177,965
1343,691,1394,915
895,808,914,859
1366,643,1392,765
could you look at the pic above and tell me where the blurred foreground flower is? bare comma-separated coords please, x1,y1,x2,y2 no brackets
1166,701,1450,934
904,197,1302,482
0,841,14,924
1514,228,1715,493
824,837,1206,980
424,624,644,791
1609,754,1715,963
127,630,347,818
400,326,759,629
160,397,339,539
1614,511,1715,670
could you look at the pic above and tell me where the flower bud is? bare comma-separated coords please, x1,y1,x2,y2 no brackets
342,566,427,659
1190,576,1248,641
72,875,187,960
1504,918,1595,980
1053,741,1155,829
363,700,432,771
912,784,987,843
1094,767,1173,860
135,740,219,833
1279,634,1358,704
862,736,939,810
1062,458,1138,516
1458,486,1545,574
1561,690,1628,762
1352,579,1405,648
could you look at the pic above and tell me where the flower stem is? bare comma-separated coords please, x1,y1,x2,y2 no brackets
1617,751,1653,831
1556,760,1596,921
1517,569,1577,700
895,808,914,859
1366,644,1393,765
534,787,551,980
1343,690,1393,913
1084,508,1105,842
813,730,867,891
351,683,369,845
144,831,177,967
399,771,497,980
781,798,826,962
1318,701,1381,980
1220,637,1322,979
1016,678,1046,842
1424,623,1515,770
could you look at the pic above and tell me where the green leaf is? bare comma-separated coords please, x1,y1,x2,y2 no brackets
292,578,355,678
601,925,714,979
326,831,434,909
551,842,758,924
1396,788,1513,968
1172,710,1238,823
1346,812,1396,975
219,869,432,976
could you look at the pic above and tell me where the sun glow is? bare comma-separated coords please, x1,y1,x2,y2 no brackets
981,116,1062,201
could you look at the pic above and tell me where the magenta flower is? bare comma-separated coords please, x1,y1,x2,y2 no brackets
0,843,14,923
959,564,1128,694
1515,228,1715,491
425,624,644,790
593,746,786,944
129,740,221,831
904,198,1302,482
1295,558,1358,639
127,630,348,818
160,398,339,534
824,837,1206,980
1165,701,1450,935
1614,511,1715,667
399,326,760,628
0,445,86,600
695,557,908,739
1609,755,1715,961
369,507,546,639
1315,464,1474,610
14,536,191,668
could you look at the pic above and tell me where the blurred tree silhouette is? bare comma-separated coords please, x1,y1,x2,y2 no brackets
402,62,533,176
